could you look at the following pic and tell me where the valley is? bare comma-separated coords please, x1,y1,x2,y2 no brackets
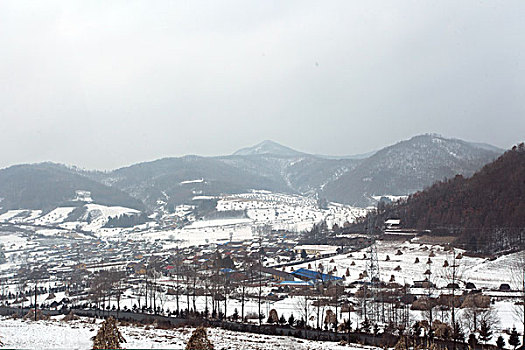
0,137,520,349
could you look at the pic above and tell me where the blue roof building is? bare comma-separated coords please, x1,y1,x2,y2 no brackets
278,280,314,287
291,268,342,283
220,268,235,274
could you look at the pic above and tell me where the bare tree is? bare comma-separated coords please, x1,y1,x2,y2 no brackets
461,294,497,335
315,263,326,330
252,224,271,325
27,266,47,321
107,269,126,318
146,257,163,314
89,271,111,315
173,247,182,315
191,261,198,313
202,265,212,319
441,249,464,350
294,288,313,328
237,256,253,322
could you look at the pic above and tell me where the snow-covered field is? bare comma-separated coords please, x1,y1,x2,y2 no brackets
0,316,379,350
290,240,518,290
0,210,42,224
217,192,367,232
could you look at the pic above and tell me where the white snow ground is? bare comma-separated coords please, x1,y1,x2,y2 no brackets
0,316,379,350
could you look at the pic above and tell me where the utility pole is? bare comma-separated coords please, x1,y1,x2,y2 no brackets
334,279,339,334
449,248,459,350
175,247,180,315
253,224,270,326
366,219,380,324
258,250,263,325
34,282,37,322
522,265,525,346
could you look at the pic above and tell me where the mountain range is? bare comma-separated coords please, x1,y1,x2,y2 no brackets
0,134,503,214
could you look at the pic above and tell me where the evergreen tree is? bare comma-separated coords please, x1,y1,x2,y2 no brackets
509,327,521,350
452,321,464,343
496,335,505,349
279,314,286,325
468,334,478,349
301,249,307,260
92,317,126,350
479,319,492,344
231,308,239,321
288,314,295,327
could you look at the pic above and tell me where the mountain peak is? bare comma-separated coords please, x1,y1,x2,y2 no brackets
233,140,305,157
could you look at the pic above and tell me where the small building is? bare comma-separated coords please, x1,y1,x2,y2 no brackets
278,280,314,288
293,245,338,258
291,268,342,283
385,219,401,229
260,267,295,282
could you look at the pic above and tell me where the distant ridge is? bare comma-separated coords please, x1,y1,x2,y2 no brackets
233,140,376,160
0,134,503,212
233,140,305,157
0,163,145,212
320,134,502,206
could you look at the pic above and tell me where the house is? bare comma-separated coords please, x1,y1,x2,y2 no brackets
293,245,338,258
384,219,401,229
278,280,314,288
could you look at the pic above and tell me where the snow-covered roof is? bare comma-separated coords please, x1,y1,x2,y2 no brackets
291,268,342,282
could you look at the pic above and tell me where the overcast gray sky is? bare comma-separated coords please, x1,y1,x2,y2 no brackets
1,1,524,170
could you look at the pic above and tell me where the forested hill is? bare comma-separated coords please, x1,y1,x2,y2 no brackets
362,143,525,253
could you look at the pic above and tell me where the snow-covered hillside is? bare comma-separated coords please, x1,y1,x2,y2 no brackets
0,204,142,234
290,240,519,290
0,191,367,247
217,192,367,232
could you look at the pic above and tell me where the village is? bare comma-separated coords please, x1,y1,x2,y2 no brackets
0,193,523,350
